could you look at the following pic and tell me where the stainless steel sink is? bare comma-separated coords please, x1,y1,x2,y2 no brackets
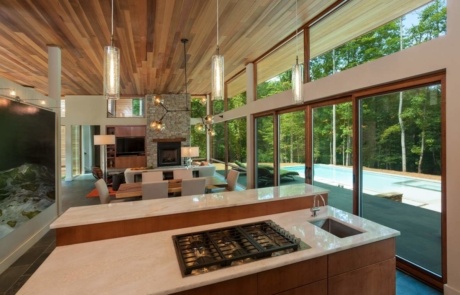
310,218,363,238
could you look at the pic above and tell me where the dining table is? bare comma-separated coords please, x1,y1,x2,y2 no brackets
115,176,228,199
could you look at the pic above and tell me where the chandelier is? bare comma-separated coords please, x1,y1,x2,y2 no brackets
149,39,190,131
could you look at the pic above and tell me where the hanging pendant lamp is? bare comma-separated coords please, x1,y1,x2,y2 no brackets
212,0,224,101
292,0,303,105
103,0,120,100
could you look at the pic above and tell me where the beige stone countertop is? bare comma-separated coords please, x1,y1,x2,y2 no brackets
50,184,329,229
19,206,400,295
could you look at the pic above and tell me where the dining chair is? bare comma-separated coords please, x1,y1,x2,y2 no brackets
142,171,164,182
95,179,124,204
173,169,193,180
225,170,240,192
181,178,206,196
211,170,240,193
142,180,169,200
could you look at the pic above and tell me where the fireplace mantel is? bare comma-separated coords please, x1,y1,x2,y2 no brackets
151,138,186,143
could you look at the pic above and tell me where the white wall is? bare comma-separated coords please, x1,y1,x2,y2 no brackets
215,1,460,293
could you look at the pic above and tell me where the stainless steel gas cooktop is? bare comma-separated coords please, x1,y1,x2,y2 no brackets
172,220,310,276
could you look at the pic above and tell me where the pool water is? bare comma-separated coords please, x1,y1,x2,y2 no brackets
284,164,441,211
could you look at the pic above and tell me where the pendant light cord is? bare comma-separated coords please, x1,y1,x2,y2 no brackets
110,0,114,45
295,0,298,58
181,39,189,111
216,0,219,53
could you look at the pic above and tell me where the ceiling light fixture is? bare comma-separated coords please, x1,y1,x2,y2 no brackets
0,88,20,101
292,0,303,105
149,39,190,131
103,0,120,100
211,0,224,101
194,114,215,136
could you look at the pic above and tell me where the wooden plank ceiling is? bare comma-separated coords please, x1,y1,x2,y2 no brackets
0,0,334,97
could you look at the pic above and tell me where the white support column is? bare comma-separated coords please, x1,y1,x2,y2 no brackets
48,45,62,213
246,63,255,188
246,63,255,102
206,94,211,162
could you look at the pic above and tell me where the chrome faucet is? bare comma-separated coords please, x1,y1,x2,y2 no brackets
311,194,326,217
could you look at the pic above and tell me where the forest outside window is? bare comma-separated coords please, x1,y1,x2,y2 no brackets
310,0,446,81
227,71,247,111
256,32,304,100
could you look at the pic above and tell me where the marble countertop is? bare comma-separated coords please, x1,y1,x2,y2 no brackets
50,184,328,229
19,206,399,295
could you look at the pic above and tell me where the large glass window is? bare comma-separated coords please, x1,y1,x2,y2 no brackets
227,117,247,188
71,125,81,177
279,110,305,186
255,115,274,188
190,98,207,159
360,84,442,276
311,101,353,213
256,33,304,100
227,71,247,110
310,0,446,81
212,122,225,175
108,97,145,118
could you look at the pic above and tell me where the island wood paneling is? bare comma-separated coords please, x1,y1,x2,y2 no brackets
55,194,327,246
327,238,395,277
258,257,327,294
173,274,258,295
328,259,396,295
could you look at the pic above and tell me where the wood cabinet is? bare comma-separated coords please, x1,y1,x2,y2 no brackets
258,257,327,294
327,238,396,295
115,155,146,168
173,239,395,295
106,125,146,168
114,126,146,137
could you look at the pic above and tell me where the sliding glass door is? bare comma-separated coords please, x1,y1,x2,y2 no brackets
255,115,274,188
311,100,354,213
359,83,443,278
278,110,305,186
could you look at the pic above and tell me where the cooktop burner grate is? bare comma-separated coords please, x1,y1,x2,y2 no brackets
172,220,309,276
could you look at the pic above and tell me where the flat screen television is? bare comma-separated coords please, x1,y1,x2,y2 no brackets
116,137,145,156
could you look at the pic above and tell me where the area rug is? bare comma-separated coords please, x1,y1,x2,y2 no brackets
86,187,116,198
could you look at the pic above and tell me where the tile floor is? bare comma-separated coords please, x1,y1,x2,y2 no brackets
0,174,444,294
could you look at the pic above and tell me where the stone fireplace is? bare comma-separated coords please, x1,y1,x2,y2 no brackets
145,94,191,168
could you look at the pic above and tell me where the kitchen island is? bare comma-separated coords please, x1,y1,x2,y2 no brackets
18,205,399,295
51,184,329,245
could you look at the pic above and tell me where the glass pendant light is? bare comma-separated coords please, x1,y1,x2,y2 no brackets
103,0,120,100
292,0,303,105
212,0,224,100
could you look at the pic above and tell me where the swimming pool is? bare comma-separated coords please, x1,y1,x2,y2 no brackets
284,164,441,211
